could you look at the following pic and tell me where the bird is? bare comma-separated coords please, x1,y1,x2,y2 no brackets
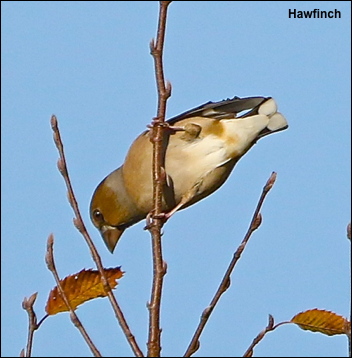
90,96,288,253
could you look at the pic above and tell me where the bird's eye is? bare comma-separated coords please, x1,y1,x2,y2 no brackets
92,209,104,223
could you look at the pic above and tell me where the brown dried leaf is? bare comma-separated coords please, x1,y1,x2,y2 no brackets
291,308,350,336
45,267,124,315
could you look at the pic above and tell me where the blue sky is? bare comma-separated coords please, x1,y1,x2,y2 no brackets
2,1,351,357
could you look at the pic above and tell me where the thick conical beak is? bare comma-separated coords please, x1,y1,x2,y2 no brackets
101,226,125,253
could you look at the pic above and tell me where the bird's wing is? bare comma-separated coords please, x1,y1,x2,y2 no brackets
167,96,268,124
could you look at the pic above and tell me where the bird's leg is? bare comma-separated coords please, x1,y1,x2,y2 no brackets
143,166,168,230
144,179,202,231
147,121,202,142
162,196,190,220
151,181,202,221
180,123,202,141
147,121,185,132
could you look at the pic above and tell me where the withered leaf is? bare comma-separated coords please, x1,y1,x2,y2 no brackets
291,308,350,336
45,267,124,315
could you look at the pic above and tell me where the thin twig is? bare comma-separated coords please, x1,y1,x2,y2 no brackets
242,316,288,357
147,1,172,357
45,234,102,357
50,115,144,357
22,292,38,357
21,294,50,357
347,222,351,357
184,172,278,357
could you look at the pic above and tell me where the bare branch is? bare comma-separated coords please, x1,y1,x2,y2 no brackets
22,292,38,357
242,316,289,357
184,172,278,356
45,234,102,357
50,115,144,357
347,222,351,357
21,294,48,357
147,1,172,357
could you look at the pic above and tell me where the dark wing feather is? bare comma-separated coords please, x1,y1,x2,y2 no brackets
167,96,269,124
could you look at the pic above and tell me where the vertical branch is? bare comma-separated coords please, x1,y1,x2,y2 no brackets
147,1,172,356
347,223,351,357
22,293,39,357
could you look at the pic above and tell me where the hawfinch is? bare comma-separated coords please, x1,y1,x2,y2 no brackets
90,96,288,253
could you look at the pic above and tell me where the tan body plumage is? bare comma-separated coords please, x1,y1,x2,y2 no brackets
90,96,288,252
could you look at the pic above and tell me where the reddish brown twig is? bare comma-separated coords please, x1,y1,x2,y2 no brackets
147,1,172,357
243,315,288,357
347,222,351,357
21,293,38,357
22,294,50,356
184,172,278,357
45,234,102,357
50,115,144,357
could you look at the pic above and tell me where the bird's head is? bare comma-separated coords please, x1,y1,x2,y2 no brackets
90,167,143,253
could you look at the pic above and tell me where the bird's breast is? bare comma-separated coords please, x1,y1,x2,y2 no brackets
167,133,230,176
123,120,236,213
164,121,237,204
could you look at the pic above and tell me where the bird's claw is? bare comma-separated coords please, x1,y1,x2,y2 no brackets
147,120,185,132
143,211,170,231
